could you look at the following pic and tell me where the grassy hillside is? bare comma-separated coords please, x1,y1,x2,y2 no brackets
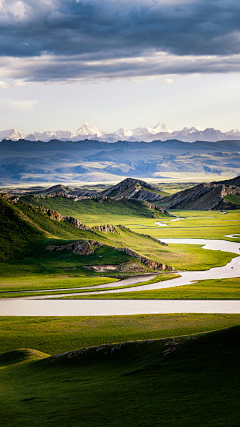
0,196,44,262
1,325,240,426
20,195,170,223
0,197,140,279
0,197,176,284
0,197,237,282
1,314,240,355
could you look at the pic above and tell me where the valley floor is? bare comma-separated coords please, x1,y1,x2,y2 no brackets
1,206,240,426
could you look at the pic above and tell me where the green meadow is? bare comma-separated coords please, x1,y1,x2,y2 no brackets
73,277,240,300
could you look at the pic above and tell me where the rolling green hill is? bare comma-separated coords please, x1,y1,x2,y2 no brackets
0,196,175,281
0,325,240,426
20,195,170,223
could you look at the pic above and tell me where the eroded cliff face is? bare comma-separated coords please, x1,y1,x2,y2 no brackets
164,183,240,210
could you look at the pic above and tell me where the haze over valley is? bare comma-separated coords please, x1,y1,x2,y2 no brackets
1,137,239,186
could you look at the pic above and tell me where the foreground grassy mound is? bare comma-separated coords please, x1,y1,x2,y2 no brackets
1,314,240,355
1,325,240,426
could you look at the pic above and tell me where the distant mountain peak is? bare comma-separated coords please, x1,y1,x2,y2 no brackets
181,126,204,133
153,122,173,133
116,127,133,137
76,122,103,137
226,129,240,136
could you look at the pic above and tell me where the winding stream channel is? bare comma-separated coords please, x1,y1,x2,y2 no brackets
0,238,240,316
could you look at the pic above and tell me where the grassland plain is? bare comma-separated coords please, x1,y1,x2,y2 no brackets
122,210,240,241
0,274,179,298
0,325,240,426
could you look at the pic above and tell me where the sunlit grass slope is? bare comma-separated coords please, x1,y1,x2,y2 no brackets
20,195,170,223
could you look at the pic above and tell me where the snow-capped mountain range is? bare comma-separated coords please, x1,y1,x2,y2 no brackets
1,122,240,143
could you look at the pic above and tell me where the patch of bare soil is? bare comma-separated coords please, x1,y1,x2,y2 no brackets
83,265,119,272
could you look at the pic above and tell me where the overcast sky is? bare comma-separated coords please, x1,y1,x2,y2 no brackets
0,0,240,133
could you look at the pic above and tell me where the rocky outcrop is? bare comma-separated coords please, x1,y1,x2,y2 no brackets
40,206,63,221
65,216,90,231
45,240,94,255
45,238,174,270
38,207,92,230
116,247,174,271
91,224,119,234
89,240,104,247
143,200,169,215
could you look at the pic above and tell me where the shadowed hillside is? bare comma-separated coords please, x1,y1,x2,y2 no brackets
1,325,240,426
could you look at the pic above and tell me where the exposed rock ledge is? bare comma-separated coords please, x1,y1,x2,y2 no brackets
45,240,95,255
45,239,174,271
39,206,119,233
116,247,174,271
91,224,119,233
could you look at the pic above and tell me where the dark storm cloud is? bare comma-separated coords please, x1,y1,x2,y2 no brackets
1,0,240,81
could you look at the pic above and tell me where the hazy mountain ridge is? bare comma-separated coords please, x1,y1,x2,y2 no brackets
1,122,240,143
0,139,240,185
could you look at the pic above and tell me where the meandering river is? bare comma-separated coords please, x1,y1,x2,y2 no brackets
0,238,240,315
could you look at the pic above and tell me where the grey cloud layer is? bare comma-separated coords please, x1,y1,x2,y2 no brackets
1,0,240,81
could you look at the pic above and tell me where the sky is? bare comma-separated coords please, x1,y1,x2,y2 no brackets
0,0,240,133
